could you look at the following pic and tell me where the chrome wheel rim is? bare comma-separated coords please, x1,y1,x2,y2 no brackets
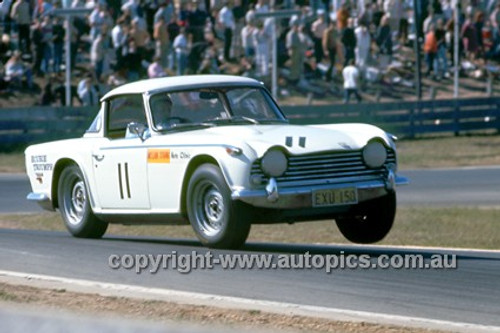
193,181,225,237
63,177,86,226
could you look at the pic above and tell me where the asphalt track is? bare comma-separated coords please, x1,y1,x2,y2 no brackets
0,228,499,328
2,167,500,213
1,168,500,330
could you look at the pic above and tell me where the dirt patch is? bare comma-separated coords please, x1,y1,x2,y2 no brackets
0,282,445,333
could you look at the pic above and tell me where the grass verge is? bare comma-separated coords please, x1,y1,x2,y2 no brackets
0,153,25,173
1,206,498,249
396,134,500,169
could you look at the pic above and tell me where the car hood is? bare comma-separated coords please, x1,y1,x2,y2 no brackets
190,123,390,157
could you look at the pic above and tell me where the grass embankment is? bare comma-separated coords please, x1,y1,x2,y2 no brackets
1,206,498,249
0,153,25,173
397,134,500,169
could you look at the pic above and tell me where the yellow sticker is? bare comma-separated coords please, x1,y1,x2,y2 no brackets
148,149,170,163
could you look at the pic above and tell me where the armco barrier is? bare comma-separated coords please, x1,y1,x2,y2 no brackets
1,97,499,148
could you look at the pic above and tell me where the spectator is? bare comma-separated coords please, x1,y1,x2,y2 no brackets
322,20,338,81
39,80,55,106
355,23,371,72
358,3,372,28
173,27,189,75
52,17,64,73
423,7,436,34
241,19,255,58
166,13,180,71
148,56,167,78
491,4,500,36
475,10,486,57
219,0,235,62
341,18,356,67
33,0,53,21
89,2,112,40
255,0,269,14
375,15,393,61
311,10,327,64
253,19,270,77
154,16,170,68
31,20,45,77
10,0,31,54
91,32,106,80
111,17,127,66
486,27,500,60
77,73,99,106
286,20,303,82
435,18,449,79
336,3,349,30
342,59,361,103
424,24,438,79
130,17,151,63
232,0,245,59
462,12,480,60
155,0,174,25
188,1,208,43
40,15,53,75
107,67,128,87
442,0,454,22
121,0,141,21
5,50,33,88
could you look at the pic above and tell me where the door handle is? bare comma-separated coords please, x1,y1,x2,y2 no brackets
92,154,105,162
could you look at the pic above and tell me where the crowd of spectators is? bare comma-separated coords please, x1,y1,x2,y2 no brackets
0,0,499,105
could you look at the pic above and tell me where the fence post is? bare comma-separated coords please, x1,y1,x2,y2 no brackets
453,100,460,136
409,105,415,139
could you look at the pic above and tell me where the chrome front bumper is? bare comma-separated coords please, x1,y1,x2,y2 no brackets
27,192,55,211
232,174,409,209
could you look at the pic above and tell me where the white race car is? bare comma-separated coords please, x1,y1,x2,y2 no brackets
26,75,408,248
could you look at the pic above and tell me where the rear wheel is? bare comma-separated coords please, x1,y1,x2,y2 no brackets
186,164,251,249
58,165,108,238
335,192,396,243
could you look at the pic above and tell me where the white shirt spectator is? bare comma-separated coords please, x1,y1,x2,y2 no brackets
121,0,140,18
173,33,189,55
355,26,371,69
219,5,235,30
343,64,360,89
77,78,99,106
111,23,126,49
241,24,255,50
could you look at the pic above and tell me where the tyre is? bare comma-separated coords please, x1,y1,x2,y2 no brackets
335,192,396,244
58,165,108,238
186,164,251,249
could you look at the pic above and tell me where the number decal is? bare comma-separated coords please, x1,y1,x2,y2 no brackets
117,163,131,200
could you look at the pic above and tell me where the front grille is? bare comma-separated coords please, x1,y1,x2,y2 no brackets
251,149,396,187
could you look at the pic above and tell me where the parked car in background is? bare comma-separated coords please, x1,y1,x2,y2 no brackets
25,75,408,248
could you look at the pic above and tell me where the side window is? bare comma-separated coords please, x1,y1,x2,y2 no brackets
107,95,147,139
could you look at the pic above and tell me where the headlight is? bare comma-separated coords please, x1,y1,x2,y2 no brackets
261,150,288,177
362,141,387,168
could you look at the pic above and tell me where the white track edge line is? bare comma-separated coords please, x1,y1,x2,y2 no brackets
0,270,498,333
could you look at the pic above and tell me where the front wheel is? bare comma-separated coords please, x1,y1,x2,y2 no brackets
335,192,396,244
58,165,108,238
186,164,251,249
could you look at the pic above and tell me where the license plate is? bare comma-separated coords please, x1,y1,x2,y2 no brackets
312,188,358,207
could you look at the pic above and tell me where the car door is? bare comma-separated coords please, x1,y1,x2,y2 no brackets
92,94,151,210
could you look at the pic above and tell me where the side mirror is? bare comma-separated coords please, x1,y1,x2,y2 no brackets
126,122,149,141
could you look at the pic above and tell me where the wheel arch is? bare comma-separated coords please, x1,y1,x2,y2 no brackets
180,155,221,217
52,158,95,210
